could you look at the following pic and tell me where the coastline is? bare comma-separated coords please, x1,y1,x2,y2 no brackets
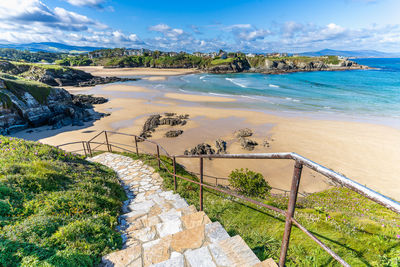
11,68,400,200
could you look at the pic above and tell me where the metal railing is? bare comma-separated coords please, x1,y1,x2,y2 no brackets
56,130,400,267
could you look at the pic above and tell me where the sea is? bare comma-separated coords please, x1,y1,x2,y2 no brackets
133,58,400,126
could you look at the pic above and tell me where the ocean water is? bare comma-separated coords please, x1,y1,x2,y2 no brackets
135,58,400,123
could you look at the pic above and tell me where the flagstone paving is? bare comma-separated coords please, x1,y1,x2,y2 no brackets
89,153,277,267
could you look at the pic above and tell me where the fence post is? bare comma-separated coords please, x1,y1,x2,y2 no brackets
199,157,204,211
156,145,161,169
87,142,93,157
134,136,139,155
104,131,111,152
82,141,87,157
173,156,177,191
279,161,303,266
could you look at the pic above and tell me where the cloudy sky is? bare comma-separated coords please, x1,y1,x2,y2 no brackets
0,0,399,52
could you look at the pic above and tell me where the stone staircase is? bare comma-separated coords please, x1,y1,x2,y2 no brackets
89,153,277,267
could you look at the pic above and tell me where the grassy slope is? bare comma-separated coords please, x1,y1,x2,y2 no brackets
118,152,400,266
0,137,126,266
0,73,52,105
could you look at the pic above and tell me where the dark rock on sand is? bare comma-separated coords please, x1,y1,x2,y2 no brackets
234,128,253,138
240,138,258,151
71,94,108,108
215,139,227,154
184,143,215,156
165,130,183,138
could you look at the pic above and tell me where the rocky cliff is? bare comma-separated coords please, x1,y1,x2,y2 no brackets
246,57,369,74
0,78,107,135
0,61,136,87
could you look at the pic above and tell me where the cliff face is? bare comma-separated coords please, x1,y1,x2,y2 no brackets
0,78,107,135
246,58,368,74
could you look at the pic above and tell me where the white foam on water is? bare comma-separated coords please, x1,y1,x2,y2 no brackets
225,78,248,88
209,92,234,97
269,84,280,88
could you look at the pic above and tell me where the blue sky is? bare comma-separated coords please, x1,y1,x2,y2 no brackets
0,0,399,52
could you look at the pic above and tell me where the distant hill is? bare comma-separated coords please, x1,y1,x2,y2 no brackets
299,49,400,58
0,42,104,53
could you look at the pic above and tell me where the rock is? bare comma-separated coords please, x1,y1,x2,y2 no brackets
263,139,270,147
234,128,253,138
215,139,227,154
140,115,161,138
0,78,107,134
140,113,189,140
240,138,258,151
184,143,215,156
71,94,108,108
160,117,184,126
165,130,183,138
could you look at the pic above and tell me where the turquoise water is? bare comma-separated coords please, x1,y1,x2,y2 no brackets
135,58,400,122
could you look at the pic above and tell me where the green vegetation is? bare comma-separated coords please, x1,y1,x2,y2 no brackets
0,92,12,109
210,57,235,65
118,152,400,266
0,49,64,63
55,56,93,66
1,77,51,104
0,136,126,266
229,168,271,198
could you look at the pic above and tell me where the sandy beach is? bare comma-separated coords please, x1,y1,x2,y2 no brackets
13,69,400,200
74,66,199,77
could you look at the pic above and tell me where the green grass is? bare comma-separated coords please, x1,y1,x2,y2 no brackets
1,76,51,104
210,58,235,65
11,61,68,71
117,152,400,266
0,137,126,266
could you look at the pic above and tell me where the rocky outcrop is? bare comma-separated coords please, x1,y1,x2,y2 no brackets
140,113,189,140
71,94,108,108
240,138,258,151
248,58,369,74
215,139,227,154
0,61,137,87
205,60,250,74
184,143,215,156
0,78,107,135
165,130,183,138
234,128,253,138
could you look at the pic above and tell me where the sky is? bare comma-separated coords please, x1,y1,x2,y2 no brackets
0,0,399,53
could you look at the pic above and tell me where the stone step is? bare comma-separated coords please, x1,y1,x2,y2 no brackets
143,221,229,266
92,153,269,267
207,235,261,267
252,258,279,267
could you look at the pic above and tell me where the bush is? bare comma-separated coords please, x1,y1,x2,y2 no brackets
229,168,271,198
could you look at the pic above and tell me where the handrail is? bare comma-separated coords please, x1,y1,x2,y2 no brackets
56,130,400,267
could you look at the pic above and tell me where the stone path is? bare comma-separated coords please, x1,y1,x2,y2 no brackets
89,153,277,267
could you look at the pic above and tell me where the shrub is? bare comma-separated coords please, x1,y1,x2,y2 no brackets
229,168,271,198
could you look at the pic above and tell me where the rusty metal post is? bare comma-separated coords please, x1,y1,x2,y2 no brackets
82,141,87,157
104,131,111,152
87,142,93,157
279,161,303,266
156,145,161,169
134,136,139,155
173,156,177,191
199,157,204,211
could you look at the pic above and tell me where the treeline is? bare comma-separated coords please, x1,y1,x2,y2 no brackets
0,48,64,63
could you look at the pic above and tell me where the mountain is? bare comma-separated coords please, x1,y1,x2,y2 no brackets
299,49,400,58
0,42,104,53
